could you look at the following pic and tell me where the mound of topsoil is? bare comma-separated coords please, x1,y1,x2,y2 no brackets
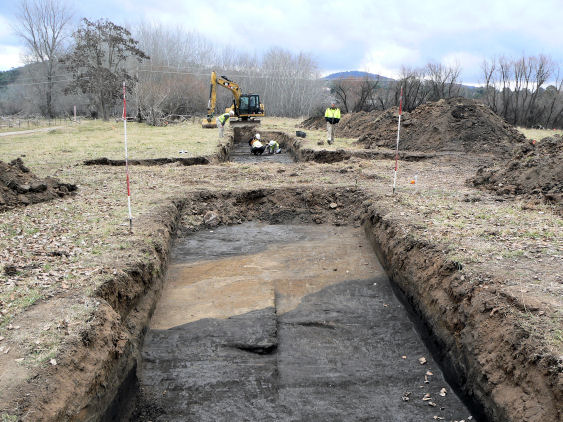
299,111,383,139
0,158,77,211
355,97,526,155
471,135,563,207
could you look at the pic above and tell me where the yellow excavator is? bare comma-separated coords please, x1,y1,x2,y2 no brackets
201,71,265,128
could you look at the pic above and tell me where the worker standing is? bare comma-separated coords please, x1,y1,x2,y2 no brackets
216,110,234,138
249,133,266,155
324,102,341,145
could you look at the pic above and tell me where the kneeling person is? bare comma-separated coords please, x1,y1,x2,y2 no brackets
267,140,281,154
249,133,266,155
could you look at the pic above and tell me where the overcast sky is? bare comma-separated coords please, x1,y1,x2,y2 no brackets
1,0,562,84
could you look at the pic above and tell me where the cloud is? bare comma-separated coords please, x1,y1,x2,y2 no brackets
0,45,24,71
1,0,562,78
360,43,422,78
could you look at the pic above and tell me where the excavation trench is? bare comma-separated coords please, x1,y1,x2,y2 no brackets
129,224,476,420
123,221,477,420
90,186,557,422
230,127,442,164
230,127,296,163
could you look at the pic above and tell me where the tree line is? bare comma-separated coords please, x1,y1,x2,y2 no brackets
1,0,563,129
0,0,325,124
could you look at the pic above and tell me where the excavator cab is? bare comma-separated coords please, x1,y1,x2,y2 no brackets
237,94,262,117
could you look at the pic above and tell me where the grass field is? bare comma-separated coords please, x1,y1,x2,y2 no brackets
517,126,563,140
0,119,222,173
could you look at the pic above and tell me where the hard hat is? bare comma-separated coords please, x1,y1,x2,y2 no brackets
255,133,260,140
229,110,234,116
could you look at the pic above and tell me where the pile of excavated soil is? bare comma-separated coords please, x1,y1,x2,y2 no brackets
354,98,526,155
298,115,325,130
0,158,77,211
471,135,563,207
299,111,383,139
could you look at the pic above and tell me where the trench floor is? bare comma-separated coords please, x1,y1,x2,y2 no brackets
135,224,473,421
230,140,294,163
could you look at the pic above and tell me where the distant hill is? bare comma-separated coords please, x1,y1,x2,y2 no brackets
0,68,20,89
323,71,394,82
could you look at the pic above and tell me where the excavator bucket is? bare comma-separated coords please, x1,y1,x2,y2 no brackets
201,118,217,128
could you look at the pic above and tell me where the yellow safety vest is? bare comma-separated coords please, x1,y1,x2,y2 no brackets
325,107,341,119
218,113,230,124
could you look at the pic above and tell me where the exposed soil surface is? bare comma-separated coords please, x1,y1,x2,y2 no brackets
133,224,472,421
300,110,383,138
471,135,563,210
359,98,526,155
83,157,210,166
302,98,526,156
0,158,76,211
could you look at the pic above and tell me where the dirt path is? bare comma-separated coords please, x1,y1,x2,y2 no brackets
0,126,63,137
134,224,473,421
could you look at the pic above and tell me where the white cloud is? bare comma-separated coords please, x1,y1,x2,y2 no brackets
360,43,422,78
1,0,562,78
0,45,24,71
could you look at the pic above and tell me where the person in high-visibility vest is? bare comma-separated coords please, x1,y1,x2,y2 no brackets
248,133,266,155
267,140,281,154
324,102,341,145
216,110,234,138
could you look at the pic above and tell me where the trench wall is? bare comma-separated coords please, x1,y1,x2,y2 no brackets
254,130,437,164
363,206,561,422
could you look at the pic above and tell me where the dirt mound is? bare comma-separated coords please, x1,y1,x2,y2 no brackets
0,158,77,211
299,111,383,139
355,98,525,155
471,135,563,206
299,116,325,130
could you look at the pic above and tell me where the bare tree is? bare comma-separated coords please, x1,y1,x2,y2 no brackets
134,23,212,123
13,0,73,117
397,66,430,112
481,57,498,112
426,62,462,101
481,54,556,127
329,76,381,113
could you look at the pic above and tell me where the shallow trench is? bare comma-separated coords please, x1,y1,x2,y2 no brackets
126,223,476,421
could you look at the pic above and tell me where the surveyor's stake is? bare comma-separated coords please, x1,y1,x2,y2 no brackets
392,87,403,194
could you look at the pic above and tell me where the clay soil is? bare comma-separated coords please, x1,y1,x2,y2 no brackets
0,158,76,211
472,135,563,210
0,114,561,422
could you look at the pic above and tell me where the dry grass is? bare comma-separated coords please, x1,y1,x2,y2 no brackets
0,119,225,370
0,118,67,134
517,126,563,140
0,119,221,175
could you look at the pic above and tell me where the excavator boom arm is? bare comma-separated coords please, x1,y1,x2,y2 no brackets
206,71,242,118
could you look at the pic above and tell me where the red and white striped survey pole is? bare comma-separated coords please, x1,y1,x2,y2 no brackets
123,82,133,232
392,86,403,195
